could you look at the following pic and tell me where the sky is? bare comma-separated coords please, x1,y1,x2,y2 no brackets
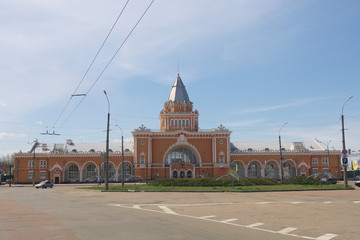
1,0,360,157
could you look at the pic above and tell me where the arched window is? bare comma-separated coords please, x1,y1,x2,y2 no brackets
68,164,79,179
187,170,192,178
284,162,297,178
165,147,198,166
265,162,280,179
173,170,178,178
219,152,225,163
121,163,132,176
248,162,261,178
186,120,189,126
171,119,174,126
230,162,245,177
180,170,185,178
84,164,97,179
100,164,115,181
140,153,145,164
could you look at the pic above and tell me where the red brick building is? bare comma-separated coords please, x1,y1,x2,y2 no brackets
13,74,342,183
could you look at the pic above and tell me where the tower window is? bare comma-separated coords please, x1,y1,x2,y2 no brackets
171,119,174,126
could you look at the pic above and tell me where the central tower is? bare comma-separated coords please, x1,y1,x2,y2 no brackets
159,73,199,132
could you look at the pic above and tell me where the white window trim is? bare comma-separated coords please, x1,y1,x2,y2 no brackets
28,171,34,180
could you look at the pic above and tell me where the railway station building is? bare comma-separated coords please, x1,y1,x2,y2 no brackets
13,74,342,183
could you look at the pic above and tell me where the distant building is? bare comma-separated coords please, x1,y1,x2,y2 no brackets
13,74,342,183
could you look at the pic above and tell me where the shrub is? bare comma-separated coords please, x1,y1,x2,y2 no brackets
280,176,321,185
149,177,280,187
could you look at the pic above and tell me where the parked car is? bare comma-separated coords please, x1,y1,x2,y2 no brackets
355,181,360,187
320,178,337,184
35,180,54,189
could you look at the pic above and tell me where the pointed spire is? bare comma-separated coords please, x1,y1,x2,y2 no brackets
168,73,190,103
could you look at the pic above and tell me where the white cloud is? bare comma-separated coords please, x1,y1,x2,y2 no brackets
0,132,27,140
236,97,331,114
1,103,6,107
226,119,267,127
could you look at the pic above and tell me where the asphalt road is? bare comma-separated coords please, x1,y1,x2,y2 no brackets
0,183,359,240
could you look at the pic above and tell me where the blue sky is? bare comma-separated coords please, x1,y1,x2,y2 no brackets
1,0,360,157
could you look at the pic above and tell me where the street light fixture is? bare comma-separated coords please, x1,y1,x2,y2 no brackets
341,95,353,188
114,124,125,188
104,90,110,190
279,122,288,180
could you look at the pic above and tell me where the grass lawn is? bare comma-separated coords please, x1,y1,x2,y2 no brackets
77,184,351,192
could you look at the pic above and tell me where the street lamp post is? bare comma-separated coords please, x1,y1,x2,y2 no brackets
115,124,125,188
104,90,110,190
29,140,40,186
279,122,288,180
342,95,353,188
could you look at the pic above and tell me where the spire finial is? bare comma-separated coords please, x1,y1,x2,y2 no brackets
177,61,180,75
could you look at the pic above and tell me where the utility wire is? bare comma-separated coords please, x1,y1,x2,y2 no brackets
52,0,130,128
58,0,155,129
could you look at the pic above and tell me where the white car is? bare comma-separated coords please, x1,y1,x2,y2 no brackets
35,180,54,189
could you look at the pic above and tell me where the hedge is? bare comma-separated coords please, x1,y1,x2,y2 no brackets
149,176,322,187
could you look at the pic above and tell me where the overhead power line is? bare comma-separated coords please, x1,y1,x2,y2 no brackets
58,0,155,129
52,0,130,128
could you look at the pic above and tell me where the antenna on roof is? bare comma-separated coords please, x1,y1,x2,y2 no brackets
41,130,49,135
41,128,60,136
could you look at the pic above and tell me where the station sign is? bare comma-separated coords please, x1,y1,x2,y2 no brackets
342,157,348,164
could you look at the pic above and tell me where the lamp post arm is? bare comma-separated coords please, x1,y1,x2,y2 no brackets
342,95,353,115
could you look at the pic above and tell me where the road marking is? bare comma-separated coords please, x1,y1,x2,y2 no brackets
291,202,302,204
109,204,338,240
198,215,216,219
220,218,238,223
256,202,272,204
323,201,332,204
354,201,360,204
158,206,177,215
278,227,297,234
246,222,264,228
316,233,338,240
109,204,122,207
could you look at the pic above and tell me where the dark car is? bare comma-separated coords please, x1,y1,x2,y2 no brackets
35,180,54,189
320,178,337,184
355,181,360,187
